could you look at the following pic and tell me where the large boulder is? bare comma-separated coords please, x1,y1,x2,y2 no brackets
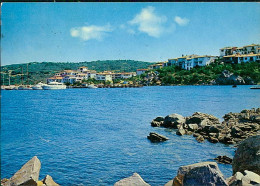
114,173,150,186
172,162,228,186
3,156,41,186
163,114,186,128
232,135,260,175
185,112,220,128
147,132,169,142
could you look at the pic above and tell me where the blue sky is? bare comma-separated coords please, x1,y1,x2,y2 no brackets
2,2,260,65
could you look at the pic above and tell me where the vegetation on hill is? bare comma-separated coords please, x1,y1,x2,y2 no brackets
0,60,152,85
135,61,260,85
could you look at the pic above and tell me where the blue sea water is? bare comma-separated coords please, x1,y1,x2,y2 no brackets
1,85,260,186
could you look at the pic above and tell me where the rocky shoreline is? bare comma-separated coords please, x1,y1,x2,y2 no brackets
2,108,259,186
150,108,260,145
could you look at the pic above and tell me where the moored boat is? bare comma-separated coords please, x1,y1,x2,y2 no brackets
87,84,98,89
250,86,260,89
32,82,47,90
42,82,66,90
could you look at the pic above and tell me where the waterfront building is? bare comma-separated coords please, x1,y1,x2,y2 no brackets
96,72,113,82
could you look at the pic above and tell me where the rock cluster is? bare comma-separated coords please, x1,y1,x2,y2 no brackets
151,108,260,145
1,156,59,186
147,132,169,142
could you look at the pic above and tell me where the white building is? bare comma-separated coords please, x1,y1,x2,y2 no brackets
219,47,235,57
220,44,260,57
96,73,113,82
77,66,89,73
136,69,148,75
183,56,216,70
223,53,260,64
120,72,136,79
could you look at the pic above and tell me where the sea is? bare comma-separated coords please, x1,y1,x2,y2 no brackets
1,85,259,185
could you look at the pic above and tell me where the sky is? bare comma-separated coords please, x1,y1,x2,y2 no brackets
1,2,260,65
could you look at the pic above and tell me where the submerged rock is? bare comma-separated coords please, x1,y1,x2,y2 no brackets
2,156,41,186
114,172,150,186
232,135,260,175
147,132,169,142
172,162,228,186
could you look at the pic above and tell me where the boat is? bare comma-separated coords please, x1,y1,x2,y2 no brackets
87,84,98,89
232,85,237,88
18,85,32,90
42,82,66,90
250,86,260,89
32,82,47,90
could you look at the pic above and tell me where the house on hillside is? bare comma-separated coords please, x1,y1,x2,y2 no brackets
220,44,260,57
149,63,163,69
220,47,236,57
223,53,260,64
183,55,216,70
136,69,148,75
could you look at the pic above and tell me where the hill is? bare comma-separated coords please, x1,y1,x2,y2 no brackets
0,60,153,85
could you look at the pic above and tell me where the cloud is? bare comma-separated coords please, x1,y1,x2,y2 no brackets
174,16,189,26
70,24,113,41
128,6,168,38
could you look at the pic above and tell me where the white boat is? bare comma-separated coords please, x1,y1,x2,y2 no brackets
32,82,47,90
87,84,98,89
18,85,32,90
42,82,67,90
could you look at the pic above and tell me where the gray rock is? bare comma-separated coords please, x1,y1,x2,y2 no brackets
42,175,59,186
232,135,260,175
114,173,150,186
154,116,164,122
196,135,205,143
163,113,185,128
173,162,227,186
147,132,169,142
187,124,198,131
186,112,220,127
3,156,41,186
176,128,186,136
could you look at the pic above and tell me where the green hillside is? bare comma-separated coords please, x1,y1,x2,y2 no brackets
0,60,153,85
137,61,260,85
